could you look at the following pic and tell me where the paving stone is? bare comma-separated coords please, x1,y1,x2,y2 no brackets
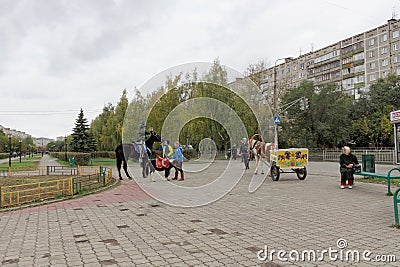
1,161,400,266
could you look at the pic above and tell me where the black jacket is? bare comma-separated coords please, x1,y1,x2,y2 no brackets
340,153,359,169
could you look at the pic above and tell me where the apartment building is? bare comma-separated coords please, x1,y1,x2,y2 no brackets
0,125,30,139
259,18,400,105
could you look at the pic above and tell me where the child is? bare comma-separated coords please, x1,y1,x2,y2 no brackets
239,138,250,169
231,144,237,160
171,141,184,181
162,140,173,178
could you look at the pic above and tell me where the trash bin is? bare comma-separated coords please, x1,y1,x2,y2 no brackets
69,157,75,167
362,154,375,173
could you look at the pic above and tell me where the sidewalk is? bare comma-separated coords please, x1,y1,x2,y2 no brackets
38,154,62,167
0,160,399,266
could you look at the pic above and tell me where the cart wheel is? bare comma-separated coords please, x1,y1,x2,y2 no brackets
296,167,307,180
271,165,280,181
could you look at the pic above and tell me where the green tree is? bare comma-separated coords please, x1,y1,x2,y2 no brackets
70,108,96,152
280,81,352,148
90,89,131,150
349,74,400,147
146,59,258,150
46,140,65,152
369,74,400,111
90,104,114,151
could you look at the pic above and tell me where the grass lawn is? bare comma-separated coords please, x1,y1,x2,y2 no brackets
90,158,116,166
355,177,400,187
50,157,116,167
0,155,41,170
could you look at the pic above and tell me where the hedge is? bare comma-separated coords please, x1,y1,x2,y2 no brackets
50,152,91,166
91,151,115,159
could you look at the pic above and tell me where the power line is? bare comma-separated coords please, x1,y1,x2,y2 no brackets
0,109,102,116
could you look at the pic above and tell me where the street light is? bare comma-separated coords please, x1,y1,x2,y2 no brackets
8,134,11,168
64,136,67,162
273,57,293,150
19,140,22,163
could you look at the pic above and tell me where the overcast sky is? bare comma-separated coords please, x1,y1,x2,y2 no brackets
0,0,397,139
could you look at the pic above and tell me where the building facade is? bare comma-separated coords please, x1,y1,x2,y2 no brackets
33,137,55,149
259,19,400,105
0,125,30,139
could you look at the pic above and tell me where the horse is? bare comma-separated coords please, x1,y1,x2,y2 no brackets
115,131,184,181
249,134,273,175
115,142,153,180
145,130,161,157
150,158,184,181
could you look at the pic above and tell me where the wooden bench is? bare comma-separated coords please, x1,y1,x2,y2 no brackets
353,168,400,196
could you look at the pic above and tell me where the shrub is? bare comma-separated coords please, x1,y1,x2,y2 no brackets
183,149,197,160
50,152,91,165
91,151,115,159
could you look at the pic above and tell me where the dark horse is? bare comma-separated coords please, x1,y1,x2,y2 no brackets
150,157,184,181
145,130,161,157
115,142,150,180
115,131,184,181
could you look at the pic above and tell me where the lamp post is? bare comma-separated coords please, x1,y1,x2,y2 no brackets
64,136,67,162
19,140,22,163
28,144,31,158
8,135,11,168
273,57,293,150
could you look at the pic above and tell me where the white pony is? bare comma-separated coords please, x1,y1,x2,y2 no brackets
249,134,273,175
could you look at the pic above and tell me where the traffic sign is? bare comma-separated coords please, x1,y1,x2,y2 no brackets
273,116,280,124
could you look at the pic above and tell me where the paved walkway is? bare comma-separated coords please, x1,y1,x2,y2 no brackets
38,154,62,167
0,159,399,266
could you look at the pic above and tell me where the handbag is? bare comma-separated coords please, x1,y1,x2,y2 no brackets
352,164,361,173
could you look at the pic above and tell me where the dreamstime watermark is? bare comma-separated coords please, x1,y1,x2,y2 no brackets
122,62,274,207
257,238,397,263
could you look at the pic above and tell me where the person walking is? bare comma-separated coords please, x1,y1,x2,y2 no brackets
231,144,237,160
162,140,173,178
239,138,250,169
171,141,184,181
339,146,359,189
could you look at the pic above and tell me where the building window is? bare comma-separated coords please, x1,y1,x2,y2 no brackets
342,57,353,65
394,43,400,51
369,62,376,69
394,30,400,39
397,67,400,75
342,78,354,89
394,55,400,63
382,59,389,66
354,65,364,73
369,51,375,58
381,46,388,54
369,38,375,46
381,34,388,42
353,52,364,61
354,75,364,83
382,71,388,78
300,63,305,70
370,74,376,81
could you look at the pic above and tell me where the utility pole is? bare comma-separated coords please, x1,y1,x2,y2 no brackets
273,57,293,149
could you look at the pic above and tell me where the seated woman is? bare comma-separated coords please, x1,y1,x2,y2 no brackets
339,146,359,189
